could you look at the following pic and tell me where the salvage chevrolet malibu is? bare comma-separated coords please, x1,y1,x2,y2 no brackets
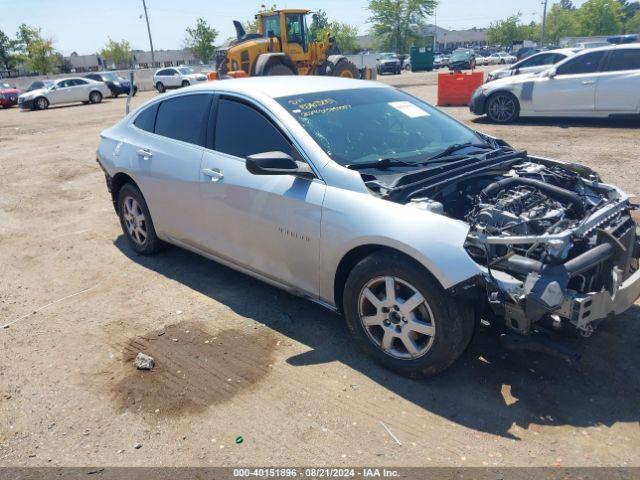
97,77,640,377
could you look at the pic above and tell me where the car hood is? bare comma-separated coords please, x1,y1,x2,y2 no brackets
485,71,538,88
19,88,48,99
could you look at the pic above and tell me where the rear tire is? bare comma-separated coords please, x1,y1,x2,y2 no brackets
156,82,165,93
486,92,520,123
89,91,102,104
331,60,360,79
343,251,475,378
117,184,162,255
264,63,296,75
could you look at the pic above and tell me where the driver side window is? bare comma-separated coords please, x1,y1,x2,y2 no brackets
557,51,605,75
214,98,293,158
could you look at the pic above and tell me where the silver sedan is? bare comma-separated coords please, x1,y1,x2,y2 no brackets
97,77,640,376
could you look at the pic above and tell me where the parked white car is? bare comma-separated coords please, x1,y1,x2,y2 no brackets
490,52,517,64
18,77,110,110
97,76,640,376
471,44,640,122
153,66,208,93
487,49,578,82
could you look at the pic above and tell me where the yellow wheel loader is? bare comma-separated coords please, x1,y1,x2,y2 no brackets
216,9,361,79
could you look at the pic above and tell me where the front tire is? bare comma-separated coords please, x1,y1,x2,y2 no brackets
265,63,296,75
486,92,520,123
343,251,474,378
332,60,360,78
117,184,162,255
35,96,49,110
89,91,102,104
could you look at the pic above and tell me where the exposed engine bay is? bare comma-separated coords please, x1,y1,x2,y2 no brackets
361,147,640,340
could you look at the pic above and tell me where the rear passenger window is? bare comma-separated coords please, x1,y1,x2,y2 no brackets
214,99,292,158
154,94,211,145
134,103,159,133
605,49,640,71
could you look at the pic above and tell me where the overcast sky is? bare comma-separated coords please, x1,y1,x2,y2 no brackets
0,0,588,55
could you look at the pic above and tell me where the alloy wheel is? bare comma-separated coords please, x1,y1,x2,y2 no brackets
358,276,436,360
122,196,147,246
488,95,516,122
37,98,48,110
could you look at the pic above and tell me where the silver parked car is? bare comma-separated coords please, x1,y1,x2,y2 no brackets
97,77,640,376
18,77,110,110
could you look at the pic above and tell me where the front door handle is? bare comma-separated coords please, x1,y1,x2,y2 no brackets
202,168,224,182
137,148,153,160
581,80,595,85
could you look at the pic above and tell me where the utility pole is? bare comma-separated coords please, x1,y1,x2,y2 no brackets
540,0,548,47
142,0,155,66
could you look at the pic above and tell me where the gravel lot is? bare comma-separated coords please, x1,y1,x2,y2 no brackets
1,68,639,467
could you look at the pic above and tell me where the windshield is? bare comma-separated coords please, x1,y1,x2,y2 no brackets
101,72,118,81
1,83,11,88
276,88,482,166
380,53,397,60
450,53,468,61
178,67,194,74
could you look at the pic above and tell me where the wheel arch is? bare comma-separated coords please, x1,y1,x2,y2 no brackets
253,53,298,76
110,172,140,213
333,244,447,313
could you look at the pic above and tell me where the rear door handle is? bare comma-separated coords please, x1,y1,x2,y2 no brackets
202,168,224,182
581,80,595,85
137,148,153,160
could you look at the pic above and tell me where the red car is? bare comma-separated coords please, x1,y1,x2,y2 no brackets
0,82,20,108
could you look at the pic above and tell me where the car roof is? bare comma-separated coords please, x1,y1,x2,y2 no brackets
187,76,389,99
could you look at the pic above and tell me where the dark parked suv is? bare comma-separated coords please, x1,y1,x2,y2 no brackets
84,72,137,97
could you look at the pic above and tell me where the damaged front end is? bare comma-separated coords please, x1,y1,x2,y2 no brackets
363,146,640,339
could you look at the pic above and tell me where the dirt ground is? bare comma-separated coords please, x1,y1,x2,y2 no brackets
1,69,639,468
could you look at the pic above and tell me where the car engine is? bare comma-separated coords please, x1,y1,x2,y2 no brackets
362,149,639,338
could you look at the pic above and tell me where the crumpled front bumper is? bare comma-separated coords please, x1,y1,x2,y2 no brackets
557,264,640,333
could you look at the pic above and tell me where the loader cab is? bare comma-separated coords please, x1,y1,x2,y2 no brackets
258,9,310,54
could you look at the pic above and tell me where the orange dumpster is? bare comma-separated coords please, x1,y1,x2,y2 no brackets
207,71,218,81
437,71,484,107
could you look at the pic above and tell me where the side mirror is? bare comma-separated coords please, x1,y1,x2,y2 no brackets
246,151,314,178
547,68,557,78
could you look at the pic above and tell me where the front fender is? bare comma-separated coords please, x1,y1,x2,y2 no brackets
319,185,482,306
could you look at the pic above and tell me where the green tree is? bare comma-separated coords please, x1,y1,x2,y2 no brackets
618,0,640,31
310,9,330,41
488,14,529,47
368,0,437,54
627,10,640,31
100,38,132,68
13,24,57,73
577,0,623,35
545,4,580,44
319,22,360,53
0,29,19,70
27,37,57,74
185,18,218,63
560,0,576,9
243,18,259,34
